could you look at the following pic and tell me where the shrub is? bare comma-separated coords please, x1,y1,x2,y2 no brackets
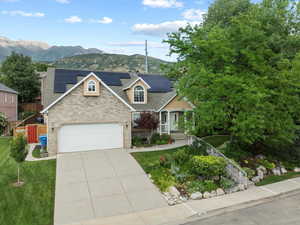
173,149,190,164
160,134,171,143
0,112,8,135
150,169,176,192
191,155,227,179
159,154,173,168
150,133,160,144
186,180,218,193
132,136,144,146
186,180,205,193
220,142,252,162
220,177,235,190
258,159,276,170
243,167,256,179
202,180,218,192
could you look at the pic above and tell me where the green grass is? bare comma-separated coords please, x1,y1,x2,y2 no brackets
256,172,300,186
0,137,56,225
32,145,41,158
131,146,186,172
202,135,230,148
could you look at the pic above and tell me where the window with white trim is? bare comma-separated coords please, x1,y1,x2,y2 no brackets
133,86,145,103
87,80,96,92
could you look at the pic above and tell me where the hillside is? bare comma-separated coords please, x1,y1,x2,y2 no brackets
0,36,102,62
52,53,170,74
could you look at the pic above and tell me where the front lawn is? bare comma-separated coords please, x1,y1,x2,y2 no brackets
256,172,300,186
132,145,235,197
0,137,56,225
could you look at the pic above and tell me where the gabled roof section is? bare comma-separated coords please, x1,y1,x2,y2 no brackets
54,69,131,93
123,77,151,90
0,83,18,94
41,73,135,113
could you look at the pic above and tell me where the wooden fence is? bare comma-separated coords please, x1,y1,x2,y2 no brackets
14,124,47,144
19,103,43,113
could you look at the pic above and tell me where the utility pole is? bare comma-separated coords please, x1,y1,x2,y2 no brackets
145,40,148,73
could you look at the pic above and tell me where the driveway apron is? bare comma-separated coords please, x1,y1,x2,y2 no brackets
54,149,167,225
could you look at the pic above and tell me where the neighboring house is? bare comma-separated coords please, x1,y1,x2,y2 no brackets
0,83,18,121
41,68,193,155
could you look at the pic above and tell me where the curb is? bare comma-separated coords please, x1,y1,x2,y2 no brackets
165,186,300,225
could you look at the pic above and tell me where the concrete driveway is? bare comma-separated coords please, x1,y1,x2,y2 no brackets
54,149,167,225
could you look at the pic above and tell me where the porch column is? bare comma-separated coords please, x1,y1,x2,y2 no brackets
159,111,162,135
168,110,171,135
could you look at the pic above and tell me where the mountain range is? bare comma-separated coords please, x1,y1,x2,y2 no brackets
0,36,170,73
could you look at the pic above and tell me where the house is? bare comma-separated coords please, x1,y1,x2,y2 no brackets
41,68,193,155
0,83,18,121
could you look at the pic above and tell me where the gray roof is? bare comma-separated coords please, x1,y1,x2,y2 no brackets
43,68,177,111
0,83,17,94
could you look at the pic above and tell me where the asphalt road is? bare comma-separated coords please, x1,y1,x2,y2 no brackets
184,192,300,225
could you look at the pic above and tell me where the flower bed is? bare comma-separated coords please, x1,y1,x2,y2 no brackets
132,145,238,205
218,142,300,185
132,133,172,147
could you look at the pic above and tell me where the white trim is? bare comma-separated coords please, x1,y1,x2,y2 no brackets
87,80,97,92
132,85,146,104
41,72,135,113
123,77,151,90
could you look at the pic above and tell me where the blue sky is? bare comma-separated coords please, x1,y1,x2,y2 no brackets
0,0,231,60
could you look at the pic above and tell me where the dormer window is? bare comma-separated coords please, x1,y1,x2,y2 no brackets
87,80,96,92
134,85,145,103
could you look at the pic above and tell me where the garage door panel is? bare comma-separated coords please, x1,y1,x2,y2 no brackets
58,123,123,153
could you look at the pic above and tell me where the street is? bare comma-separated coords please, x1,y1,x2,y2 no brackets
184,192,300,225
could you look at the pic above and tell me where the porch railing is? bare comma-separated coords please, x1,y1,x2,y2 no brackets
160,124,168,134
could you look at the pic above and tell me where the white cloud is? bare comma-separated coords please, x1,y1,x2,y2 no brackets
182,9,206,21
64,16,82,23
108,41,166,48
1,10,45,17
90,17,113,24
55,0,70,4
132,20,200,37
142,0,183,8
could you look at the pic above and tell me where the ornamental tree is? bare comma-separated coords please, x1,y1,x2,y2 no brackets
10,135,28,185
0,112,8,135
135,112,159,135
164,0,300,152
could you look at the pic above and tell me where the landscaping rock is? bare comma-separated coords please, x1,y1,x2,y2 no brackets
180,196,188,202
210,190,217,197
203,191,211,199
251,176,261,183
238,184,246,191
256,154,266,160
272,168,282,176
257,165,267,175
294,167,300,172
257,170,264,180
168,186,180,198
216,188,225,196
190,192,203,200
280,167,288,174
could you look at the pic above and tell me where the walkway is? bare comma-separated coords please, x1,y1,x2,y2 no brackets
127,139,188,153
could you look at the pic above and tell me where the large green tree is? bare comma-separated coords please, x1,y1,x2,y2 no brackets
0,52,40,103
164,0,300,151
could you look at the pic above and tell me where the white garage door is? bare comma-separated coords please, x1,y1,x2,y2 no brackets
58,123,123,153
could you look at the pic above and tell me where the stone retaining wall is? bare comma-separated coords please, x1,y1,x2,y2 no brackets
188,136,250,186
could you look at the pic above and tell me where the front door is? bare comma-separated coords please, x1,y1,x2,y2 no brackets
170,112,179,131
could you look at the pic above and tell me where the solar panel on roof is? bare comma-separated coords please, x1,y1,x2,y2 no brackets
138,74,172,93
54,69,130,93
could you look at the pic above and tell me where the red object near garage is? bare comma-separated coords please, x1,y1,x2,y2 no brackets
27,125,38,143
